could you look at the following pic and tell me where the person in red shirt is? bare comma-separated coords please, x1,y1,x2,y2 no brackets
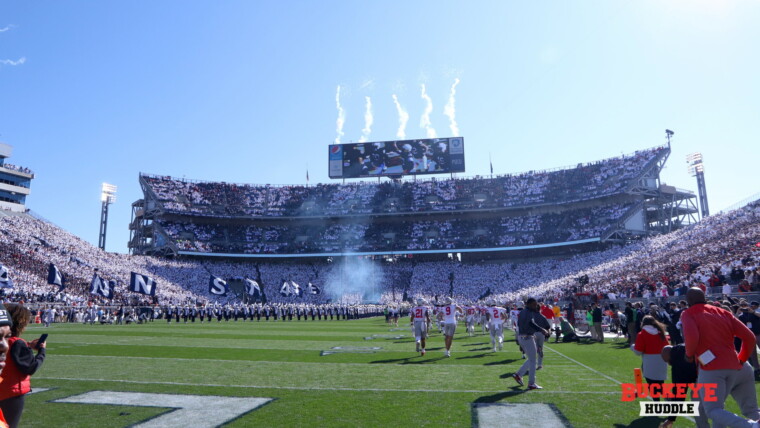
739,280,752,293
0,304,46,428
540,303,555,328
631,316,669,398
0,308,15,428
681,288,760,427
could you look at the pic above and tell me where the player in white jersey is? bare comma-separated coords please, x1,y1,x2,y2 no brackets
464,304,477,336
425,305,432,334
487,301,508,352
440,297,463,357
435,307,444,334
410,299,431,356
510,307,520,331
512,306,526,359
479,305,489,334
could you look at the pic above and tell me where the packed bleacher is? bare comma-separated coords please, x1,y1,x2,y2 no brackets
0,197,757,310
142,146,665,218
156,201,637,254
494,199,760,303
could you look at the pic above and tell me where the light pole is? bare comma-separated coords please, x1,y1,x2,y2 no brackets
686,153,709,218
99,183,117,250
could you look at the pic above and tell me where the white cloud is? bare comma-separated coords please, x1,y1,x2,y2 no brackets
360,79,375,90
0,57,26,66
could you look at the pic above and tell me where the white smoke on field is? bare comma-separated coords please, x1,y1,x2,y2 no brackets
358,96,373,142
420,84,437,138
444,78,460,136
391,94,409,139
323,257,383,304
334,85,345,144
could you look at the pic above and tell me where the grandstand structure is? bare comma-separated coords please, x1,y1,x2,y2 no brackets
129,143,698,259
0,143,34,213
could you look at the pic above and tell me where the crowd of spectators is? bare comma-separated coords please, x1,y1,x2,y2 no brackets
0,196,756,312
142,146,665,218
156,202,636,254
494,199,760,304
0,163,33,175
0,214,198,306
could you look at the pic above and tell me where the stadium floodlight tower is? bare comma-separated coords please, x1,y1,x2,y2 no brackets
686,152,709,218
99,183,117,250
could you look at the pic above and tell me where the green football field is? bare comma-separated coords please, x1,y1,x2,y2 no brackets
17,317,753,427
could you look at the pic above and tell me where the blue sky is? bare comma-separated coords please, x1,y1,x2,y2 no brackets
1,1,758,253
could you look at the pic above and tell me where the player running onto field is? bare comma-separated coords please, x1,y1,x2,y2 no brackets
465,304,477,337
487,300,508,352
440,297,463,357
410,299,431,356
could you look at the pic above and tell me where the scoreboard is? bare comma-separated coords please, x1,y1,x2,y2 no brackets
329,137,465,179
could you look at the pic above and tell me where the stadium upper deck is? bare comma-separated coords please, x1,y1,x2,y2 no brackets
141,145,666,218
130,144,699,257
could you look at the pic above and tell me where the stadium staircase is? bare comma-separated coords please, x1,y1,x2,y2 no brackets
624,145,670,195
600,201,646,242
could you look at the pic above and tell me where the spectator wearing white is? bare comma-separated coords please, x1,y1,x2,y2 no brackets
722,281,732,296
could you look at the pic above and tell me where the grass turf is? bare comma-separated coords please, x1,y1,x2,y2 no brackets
18,318,754,427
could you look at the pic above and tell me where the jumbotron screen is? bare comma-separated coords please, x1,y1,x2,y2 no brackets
329,137,465,178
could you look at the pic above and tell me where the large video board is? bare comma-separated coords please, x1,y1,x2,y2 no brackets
329,137,465,178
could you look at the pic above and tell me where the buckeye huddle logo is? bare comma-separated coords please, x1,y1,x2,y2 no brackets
620,368,716,416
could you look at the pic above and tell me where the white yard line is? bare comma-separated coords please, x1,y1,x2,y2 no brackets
36,376,620,395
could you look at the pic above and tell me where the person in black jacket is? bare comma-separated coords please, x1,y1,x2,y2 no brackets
625,302,636,344
660,345,709,428
737,301,760,375
592,303,603,343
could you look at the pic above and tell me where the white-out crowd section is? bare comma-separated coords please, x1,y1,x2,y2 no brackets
0,199,757,309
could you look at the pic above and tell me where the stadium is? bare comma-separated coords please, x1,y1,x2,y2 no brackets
1,131,760,427
2,2,760,427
